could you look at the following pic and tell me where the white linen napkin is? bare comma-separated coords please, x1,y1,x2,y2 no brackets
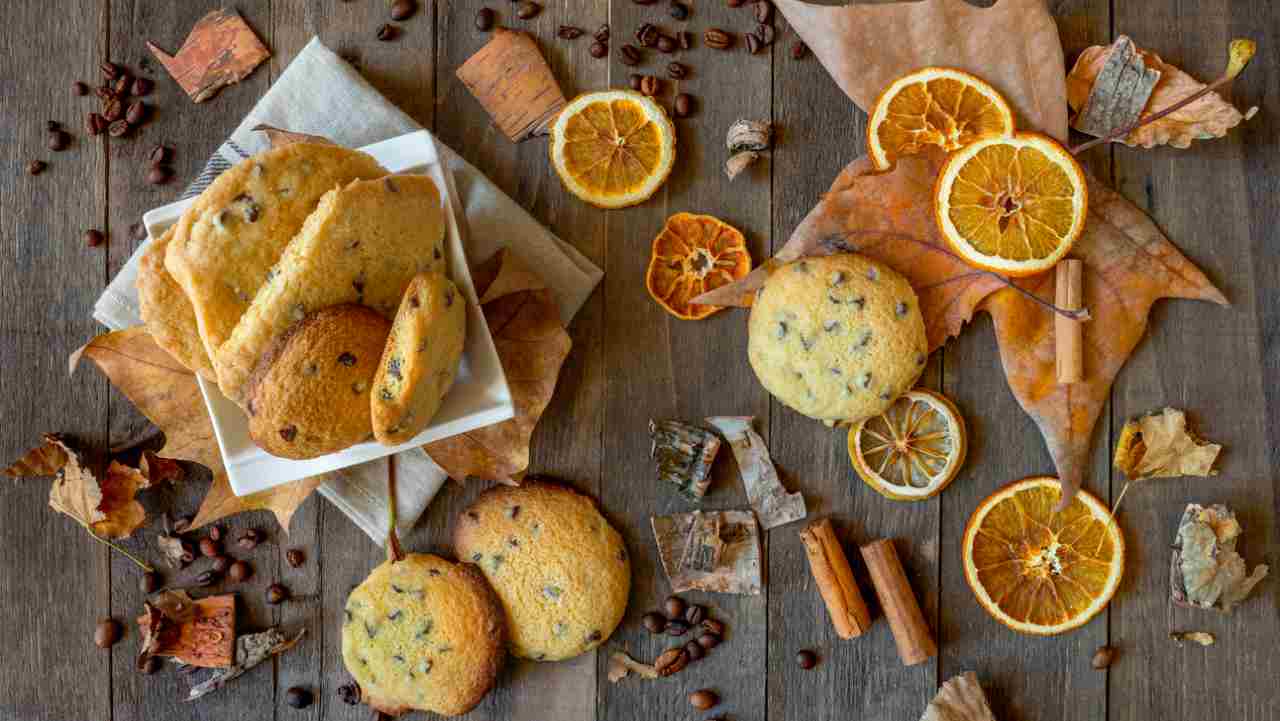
92,38,602,542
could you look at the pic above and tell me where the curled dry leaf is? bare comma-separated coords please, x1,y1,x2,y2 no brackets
147,8,270,103
424,250,572,482
1068,37,1249,149
1171,504,1269,613
608,650,659,682
920,672,996,721
1113,407,1221,481
72,328,322,532
187,628,306,701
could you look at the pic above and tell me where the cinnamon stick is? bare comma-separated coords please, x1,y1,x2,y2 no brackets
799,519,871,638
859,539,936,665
1054,259,1084,383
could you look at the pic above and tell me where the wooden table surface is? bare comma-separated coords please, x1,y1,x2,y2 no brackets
2,1,1277,720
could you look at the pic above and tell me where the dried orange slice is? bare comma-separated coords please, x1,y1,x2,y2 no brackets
934,132,1088,277
549,90,676,209
646,212,752,320
867,67,1015,171
963,476,1124,635
848,389,966,501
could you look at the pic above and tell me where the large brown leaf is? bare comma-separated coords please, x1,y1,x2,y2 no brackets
72,328,320,531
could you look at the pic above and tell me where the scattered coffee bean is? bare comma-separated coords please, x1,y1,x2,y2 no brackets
642,611,667,633
238,529,263,550
673,92,693,117
132,77,153,96
108,120,130,138
664,595,687,618
47,130,71,151
656,34,677,53
515,1,541,20
198,537,220,558
126,101,147,125
73,81,89,96
677,30,692,49
640,75,660,96
684,639,705,660
266,583,289,604
757,23,776,46
629,73,644,91
141,570,161,594
376,24,398,41
27,160,46,176
755,0,773,23
745,32,762,55
589,41,608,58
286,548,305,568
701,618,725,636
654,646,689,676
86,113,106,136
704,28,733,50
94,618,122,649
697,632,721,649
100,61,120,81
667,62,688,79
140,656,161,674
285,686,313,709
228,560,252,583
594,23,610,42
636,23,658,48
791,41,808,60
619,44,642,66
557,25,584,39
474,7,495,31
148,144,171,165
146,164,170,185
666,619,690,636
103,98,123,122
684,604,706,625
338,683,361,705
796,649,818,669
113,74,132,97
1091,645,1116,670
211,555,231,573
95,85,116,102
390,0,417,21
690,690,718,710
670,1,690,20
84,229,105,247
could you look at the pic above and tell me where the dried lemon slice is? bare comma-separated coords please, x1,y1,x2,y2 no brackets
934,132,1088,277
963,476,1124,635
549,90,676,209
867,67,1015,171
646,213,752,320
848,389,966,501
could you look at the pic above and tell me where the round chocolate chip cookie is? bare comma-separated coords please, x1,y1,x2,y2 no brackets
453,482,630,661
342,554,505,717
747,254,928,424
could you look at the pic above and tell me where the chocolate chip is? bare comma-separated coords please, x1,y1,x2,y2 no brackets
544,586,562,600
384,177,399,193
896,301,909,317
379,388,393,401
823,320,841,333
859,372,872,389
867,267,879,281
279,425,297,442
506,505,520,518
775,321,788,339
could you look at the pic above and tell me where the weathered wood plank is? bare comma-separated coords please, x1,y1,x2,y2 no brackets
1107,2,1280,719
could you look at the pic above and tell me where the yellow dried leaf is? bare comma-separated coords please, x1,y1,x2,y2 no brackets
6,435,149,540
1113,408,1221,480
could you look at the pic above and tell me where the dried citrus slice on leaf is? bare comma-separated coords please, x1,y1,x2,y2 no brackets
549,90,676,209
867,67,1016,171
646,213,752,320
848,389,966,501
935,132,1088,277
962,476,1124,635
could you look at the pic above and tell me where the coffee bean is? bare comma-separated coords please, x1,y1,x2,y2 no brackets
689,690,718,710
677,31,693,50
745,32,762,55
628,73,644,91
593,23,610,42
704,28,733,49
108,120,130,138
636,23,658,48
338,683,361,705
84,229,105,247
642,611,667,633
141,570,161,593
791,41,808,59
390,0,417,21
557,25,584,39
684,639,704,660
684,604,706,625
148,144,171,164
674,92,693,117
126,101,147,125
664,595,687,618
619,44,642,66
474,7,495,31
515,1,541,20
73,81,89,96
656,34,677,53
113,74,132,97
86,113,106,136
654,647,688,676
667,62,688,79
238,529,263,550
94,618,122,649
27,160,47,176
95,86,116,102
666,619,690,636
376,24,398,41
285,686,313,709
757,23,776,46
796,649,818,669
640,75,660,96
755,0,773,23
701,618,725,636
100,61,119,81
47,130,70,151
286,548,305,568
103,98,123,122
696,632,720,649
132,77,153,96
140,656,161,674
589,41,608,58
266,583,289,604
227,560,252,583
1091,646,1116,669
669,1,689,21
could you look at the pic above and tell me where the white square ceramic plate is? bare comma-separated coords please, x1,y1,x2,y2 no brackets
142,131,514,496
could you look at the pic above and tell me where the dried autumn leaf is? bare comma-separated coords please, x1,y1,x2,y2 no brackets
1171,504,1269,613
424,250,572,482
147,8,270,103
1068,38,1248,148
72,328,322,531
1113,407,1221,480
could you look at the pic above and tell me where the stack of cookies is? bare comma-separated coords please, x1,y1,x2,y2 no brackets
137,143,467,459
